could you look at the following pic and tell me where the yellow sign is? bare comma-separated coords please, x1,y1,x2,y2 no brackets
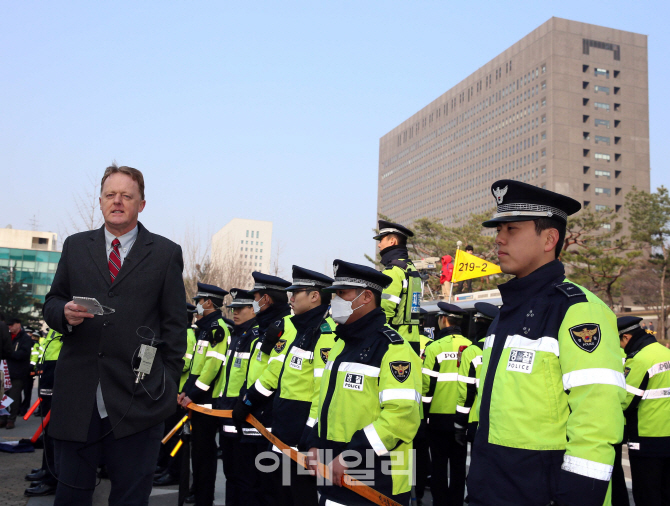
451,249,502,282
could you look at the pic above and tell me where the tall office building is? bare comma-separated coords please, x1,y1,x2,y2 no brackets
0,226,61,303
378,17,650,231
212,218,273,278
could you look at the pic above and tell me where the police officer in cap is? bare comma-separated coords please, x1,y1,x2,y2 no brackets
455,302,499,446
233,272,293,506
179,282,230,506
374,220,422,356
305,260,421,506
619,316,670,505
468,180,626,506
212,289,258,506
421,302,472,506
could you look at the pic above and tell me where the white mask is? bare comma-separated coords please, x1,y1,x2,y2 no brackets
196,303,205,315
330,292,366,324
252,298,267,314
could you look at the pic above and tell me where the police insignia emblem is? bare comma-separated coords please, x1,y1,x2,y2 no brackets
319,348,331,363
231,290,237,299
389,361,411,383
274,339,287,353
624,367,631,378
333,264,339,276
569,323,602,353
493,185,508,204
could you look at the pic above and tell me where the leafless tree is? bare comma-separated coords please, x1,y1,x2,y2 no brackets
271,240,285,278
60,173,103,240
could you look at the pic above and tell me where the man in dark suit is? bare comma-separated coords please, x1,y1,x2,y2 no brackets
1,318,32,429
43,164,187,506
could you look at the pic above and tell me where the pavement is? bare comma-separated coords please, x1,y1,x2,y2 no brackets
1,385,634,505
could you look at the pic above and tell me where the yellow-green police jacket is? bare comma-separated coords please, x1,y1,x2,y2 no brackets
179,327,197,392
468,261,626,506
422,326,472,430
623,335,670,457
456,337,485,426
380,248,422,354
307,308,422,503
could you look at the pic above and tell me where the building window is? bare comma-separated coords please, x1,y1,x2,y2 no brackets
595,102,610,111
595,119,610,128
541,132,546,140
595,135,610,145
602,223,612,230
541,149,546,157
595,169,611,178
594,68,610,78
595,187,611,195
542,65,546,73
541,81,546,90
595,153,611,162
594,85,610,95
595,204,610,211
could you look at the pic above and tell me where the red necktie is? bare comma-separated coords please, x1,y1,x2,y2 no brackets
108,238,121,283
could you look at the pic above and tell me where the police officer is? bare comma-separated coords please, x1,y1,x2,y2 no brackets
415,307,433,505
154,303,198,487
374,220,422,356
24,328,62,497
468,180,626,506
179,282,230,506
619,316,670,505
212,288,258,506
455,302,499,445
421,302,472,506
232,272,292,506
306,260,422,506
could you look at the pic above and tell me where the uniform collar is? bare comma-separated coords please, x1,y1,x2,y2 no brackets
195,309,223,330
435,325,462,340
498,259,565,308
624,328,657,355
233,317,257,336
334,307,386,343
380,245,409,266
256,303,291,332
291,304,329,332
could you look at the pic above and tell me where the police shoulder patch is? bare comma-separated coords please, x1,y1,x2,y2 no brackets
382,329,404,344
274,339,287,353
252,328,260,336
389,259,408,270
319,348,331,363
624,366,631,378
555,282,585,298
569,323,601,353
389,361,411,383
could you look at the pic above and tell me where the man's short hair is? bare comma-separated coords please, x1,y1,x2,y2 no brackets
100,163,145,200
9,318,21,326
356,288,381,307
260,289,288,305
306,288,331,306
534,218,566,258
465,245,474,252
388,233,407,247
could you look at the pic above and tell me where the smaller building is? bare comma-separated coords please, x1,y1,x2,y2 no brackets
0,226,61,303
212,219,273,278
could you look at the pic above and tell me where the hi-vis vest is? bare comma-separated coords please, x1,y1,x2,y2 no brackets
247,315,297,389
180,327,197,392
623,340,670,456
382,259,422,347
192,318,230,396
456,338,485,425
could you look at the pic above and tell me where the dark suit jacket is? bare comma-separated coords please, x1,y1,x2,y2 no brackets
0,321,12,362
43,222,186,442
7,328,32,380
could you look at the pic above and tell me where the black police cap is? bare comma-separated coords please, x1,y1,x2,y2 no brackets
186,303,196,313
482,180,581,228
437,302,466,318
373,219,415,240
286,265,334,291
227,288,255,308
249,272,291,293
324,259,393,294
474,302,500,321
617,316,643,336
193,282,228,301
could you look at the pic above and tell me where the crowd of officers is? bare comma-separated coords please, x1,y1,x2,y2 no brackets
16,181,670,506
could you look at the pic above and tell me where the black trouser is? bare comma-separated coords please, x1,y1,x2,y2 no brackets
239,439,274,506
629,453,670,506
219,435,258,506
429,428,467,506
21,375,34,412
190,410,220,506
611,443,629,506
53,407,163,505
267,448,318,506
414,422,431,500
39,395,58,486
3,377,24,422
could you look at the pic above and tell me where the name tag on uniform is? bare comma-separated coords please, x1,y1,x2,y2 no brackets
506,349,535,374
289,356,303,371
343,373,364,391
257,351,263,361
234,357,242,368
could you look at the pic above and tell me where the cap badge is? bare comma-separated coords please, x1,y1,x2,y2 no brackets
230,290,237,299
493,185,508,204
333,264,339,276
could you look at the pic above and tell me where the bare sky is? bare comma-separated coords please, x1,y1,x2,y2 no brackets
2,1,667,280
